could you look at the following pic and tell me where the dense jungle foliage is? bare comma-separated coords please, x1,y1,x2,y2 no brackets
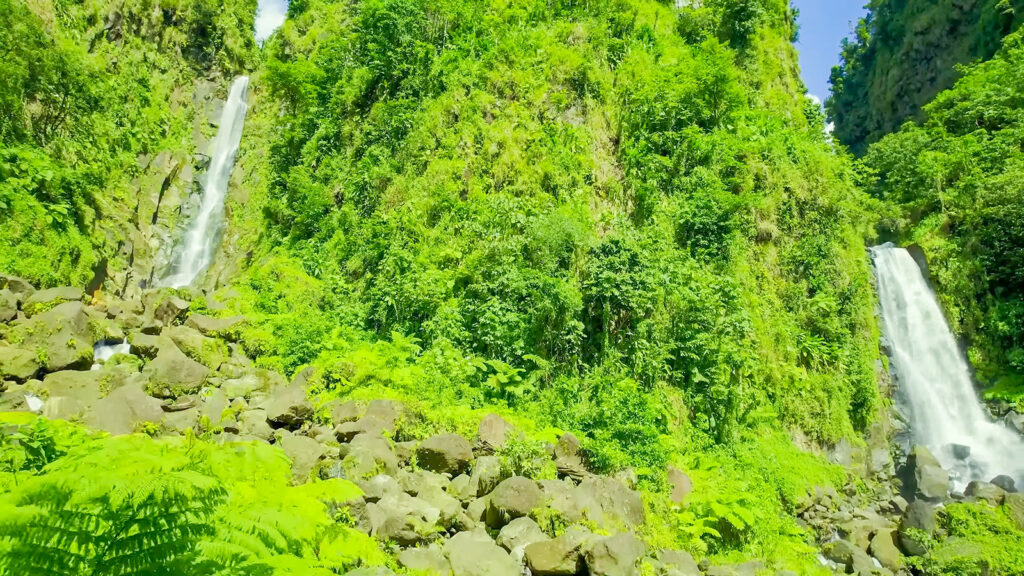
0,0,256,287
861,28,1024,403
8,0,1024,573
827,0,1024,154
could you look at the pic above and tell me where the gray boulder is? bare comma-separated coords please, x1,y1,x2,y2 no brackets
659,550,701,576
486,476,543,528
578,476,645,527
965,480,1006,505
84,382,163,435
279,432,325,482
359,475,403,503
237,409,273,441
335,399,401,441
128,331,162,358
0,346,41,381
898,501,937,556
470,455,505,497
496,516,548,554
553,432,588,481
397,545,451,575
476,413,513,453
908,445,949,501
821,539,875,575
332,400,361,424
444,529,520,576
12,301,96,372
524,528,590,575
344,434,400,479
869,529,902,573
398,468,451,496
23,286,84,315
0,275,35,299
264,382,313,429
142,290,190,325
364,493,442,546
417,433,474,475
991,474,1017,493
41,370,104,420
185,314,245,339
143,339,209,398
583,532,646,576
0,288,17,322
1006,493,1024,530
705,562,763,576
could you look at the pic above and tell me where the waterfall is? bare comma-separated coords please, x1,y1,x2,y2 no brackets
162,76,250,289
871,243,1024,489
92,339,130,370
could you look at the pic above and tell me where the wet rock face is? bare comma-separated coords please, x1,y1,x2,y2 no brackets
906,445,949,501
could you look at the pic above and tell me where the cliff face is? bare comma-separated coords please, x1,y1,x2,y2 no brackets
0,0,256,297
828,0,1024,154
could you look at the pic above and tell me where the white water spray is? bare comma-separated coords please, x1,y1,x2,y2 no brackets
92,339,130,370
871,243,1024,489
163,76,250,288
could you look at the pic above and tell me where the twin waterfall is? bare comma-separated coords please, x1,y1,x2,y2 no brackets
162,76,250,289
871,243,1024,488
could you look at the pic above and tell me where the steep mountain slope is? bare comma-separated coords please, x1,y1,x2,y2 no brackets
0,0,256,293
828,0,1024,154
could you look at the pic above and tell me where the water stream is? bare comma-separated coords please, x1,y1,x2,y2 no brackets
871,243,1024,489
162,76,250,289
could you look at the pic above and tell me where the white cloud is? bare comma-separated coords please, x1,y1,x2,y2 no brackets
807,93,823,108
255,0,287,43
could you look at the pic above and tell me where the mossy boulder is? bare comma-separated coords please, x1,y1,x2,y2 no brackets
0,345,41,381
22,286,85,317
8,301,98,372
143,339,210,398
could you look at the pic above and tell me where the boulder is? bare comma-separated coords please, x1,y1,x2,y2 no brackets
128,332,162,359
668,466,693,504
496,516,548,554
163,325,227,369
470,455,505,497
84,382,164,435
658,550,701,576
0,288,17,322
476,413,513,453
444,529,520,576
264,382,313,429
965,480,1006,505
417,433,474,475
486,476,543,528
397,545,451,575
398,468,451,496
539,478,601,524
237,409,273,441
416,482,463,527
364,493,442,546
583,532,646,576
335,399,401,441
23,286,84,315
869,529,902,573
822,539,875,576
0,275,35,299
359,475,403,503
991,474,1017,493
279,432,325,482
898,501,937,556
12,301,96,372
1006,493,1024,531
332,400,361,425
344,434,400,479
185,314,245,339
0,346,41,382
578,476,645,527
41,370,104,420
143,340,209,398
553,432,588,481
524,528,590,575
447,474,475,502
142,290,190,325
908,445,949,501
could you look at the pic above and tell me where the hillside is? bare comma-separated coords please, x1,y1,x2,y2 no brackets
828,0,1024,154
4,0,1024,575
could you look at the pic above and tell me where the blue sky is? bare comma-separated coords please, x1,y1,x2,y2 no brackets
791,0,868,103
255,0,288,42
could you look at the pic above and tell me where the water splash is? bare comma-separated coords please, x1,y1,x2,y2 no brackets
92,339,130,370
163,76,250,288
871,243,1024,489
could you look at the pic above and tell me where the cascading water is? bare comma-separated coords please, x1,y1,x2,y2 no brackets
162,76,250,288
871,243,1024,489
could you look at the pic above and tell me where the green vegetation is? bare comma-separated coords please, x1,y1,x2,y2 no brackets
912,502,1024,576
0,0,256,287
828,0,1024,154
861,29,1024,400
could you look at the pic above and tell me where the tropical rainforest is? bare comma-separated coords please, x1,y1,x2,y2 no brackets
1,0,1024,575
